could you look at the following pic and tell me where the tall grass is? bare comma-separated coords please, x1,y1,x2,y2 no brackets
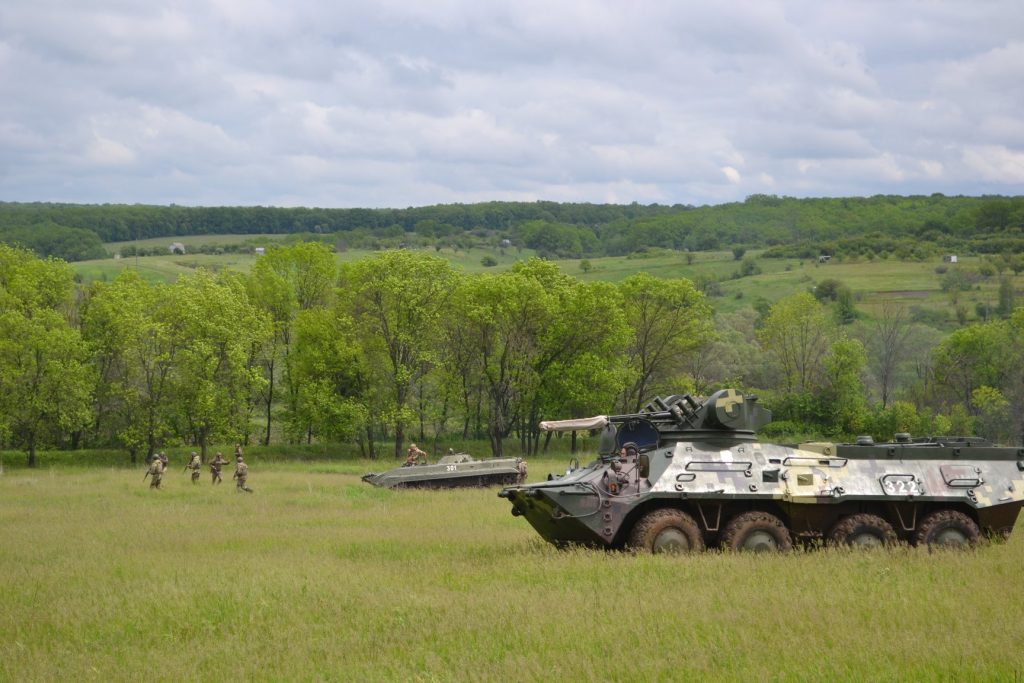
1,462,1022,681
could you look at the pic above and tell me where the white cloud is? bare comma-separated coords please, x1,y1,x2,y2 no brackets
84,134,135,166
962,145,1024,183
0,1,1022,206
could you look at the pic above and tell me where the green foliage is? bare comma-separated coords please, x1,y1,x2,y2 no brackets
0,223,106,262
996,277,1015,317
0,245,93,464
813,278,844,302
617,273,713,412
480,255,498,267
757,293,835,395
822,337,868,435
340,251,458,457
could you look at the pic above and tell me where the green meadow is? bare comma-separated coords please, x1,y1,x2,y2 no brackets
2,459,1023,681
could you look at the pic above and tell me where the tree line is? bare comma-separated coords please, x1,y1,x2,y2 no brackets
2,242,1023,467
2,195,1022,263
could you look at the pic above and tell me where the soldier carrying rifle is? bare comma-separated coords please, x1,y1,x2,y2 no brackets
184,451,202,484
209,452,228,485
144,453,165,490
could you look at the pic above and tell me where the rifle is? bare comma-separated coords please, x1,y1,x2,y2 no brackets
143,469,150,481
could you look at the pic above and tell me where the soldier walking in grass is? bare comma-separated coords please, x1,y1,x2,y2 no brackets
144,454,165,490
233,454,253,493
184,451,202,484
209,451,228,484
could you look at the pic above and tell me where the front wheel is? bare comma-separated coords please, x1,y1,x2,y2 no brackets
915,510,980,548
721,511,792,552
628,509,705,554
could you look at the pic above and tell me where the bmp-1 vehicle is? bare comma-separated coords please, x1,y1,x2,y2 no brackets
498,389,1024,552
363,452,527,489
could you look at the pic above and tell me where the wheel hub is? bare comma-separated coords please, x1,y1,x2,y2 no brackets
934,527,969,546
653,528,691,553
849,531,884,548
742,530,778,552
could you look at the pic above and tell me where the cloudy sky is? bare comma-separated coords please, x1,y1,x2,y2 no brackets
1,1,1022,208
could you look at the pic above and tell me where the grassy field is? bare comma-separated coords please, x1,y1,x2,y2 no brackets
2,458,1023,681
72,237,1021,327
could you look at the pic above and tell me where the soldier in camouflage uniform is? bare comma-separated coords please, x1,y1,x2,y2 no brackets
184,451,202,484
404,443,427,467
233,455,253,493
144,454,165,490
209,452,228,484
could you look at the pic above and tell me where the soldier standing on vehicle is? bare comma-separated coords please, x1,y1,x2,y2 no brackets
184,451,202,484
144,454,165,490
209,452,228,484
233,454,253,493
404,443,427,467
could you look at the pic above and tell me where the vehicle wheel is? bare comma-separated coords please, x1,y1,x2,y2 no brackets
628,508,705,554
828,513,898,548
914,510,980,548
721,511,792,552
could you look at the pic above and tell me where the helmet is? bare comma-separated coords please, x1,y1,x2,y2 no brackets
236,455,243,461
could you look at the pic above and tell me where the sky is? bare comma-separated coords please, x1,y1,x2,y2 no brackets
1,1,1023,209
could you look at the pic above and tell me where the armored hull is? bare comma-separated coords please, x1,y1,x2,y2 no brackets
499,389,1024,551
363,453,526,489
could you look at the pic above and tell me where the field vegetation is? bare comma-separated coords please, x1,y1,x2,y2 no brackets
2,460,1022,681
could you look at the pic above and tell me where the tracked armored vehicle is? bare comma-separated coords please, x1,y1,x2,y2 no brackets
499,389,1024,552
363,452,526,489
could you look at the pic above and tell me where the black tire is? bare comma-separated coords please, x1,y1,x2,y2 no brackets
721,511,792,552
828,513,898,548
914,510,980,548
627,508,705,554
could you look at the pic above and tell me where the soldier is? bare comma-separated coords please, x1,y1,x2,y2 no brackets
144,453,165,490
209,451,228,484
404,442,427,467
184,451,202,484
234,443,243,459
233,454,253,493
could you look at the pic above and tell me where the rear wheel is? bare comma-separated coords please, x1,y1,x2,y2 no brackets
721,511,792,552
915,510,979,548
628,509,705,554
828,513,898,548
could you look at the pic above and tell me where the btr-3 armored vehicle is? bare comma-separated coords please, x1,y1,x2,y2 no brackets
499,389,1024,552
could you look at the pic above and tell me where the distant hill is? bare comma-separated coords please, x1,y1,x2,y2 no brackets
2,195,1021,262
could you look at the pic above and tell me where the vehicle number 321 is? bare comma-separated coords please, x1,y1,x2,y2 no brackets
881,474,921,496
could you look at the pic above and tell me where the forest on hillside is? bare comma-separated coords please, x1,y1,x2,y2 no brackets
2,195,1023,263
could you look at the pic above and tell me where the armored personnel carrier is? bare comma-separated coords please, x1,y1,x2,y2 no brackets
498,389,1024,552
363,452,526,489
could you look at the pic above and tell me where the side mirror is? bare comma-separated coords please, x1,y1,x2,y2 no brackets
638,454,650,479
